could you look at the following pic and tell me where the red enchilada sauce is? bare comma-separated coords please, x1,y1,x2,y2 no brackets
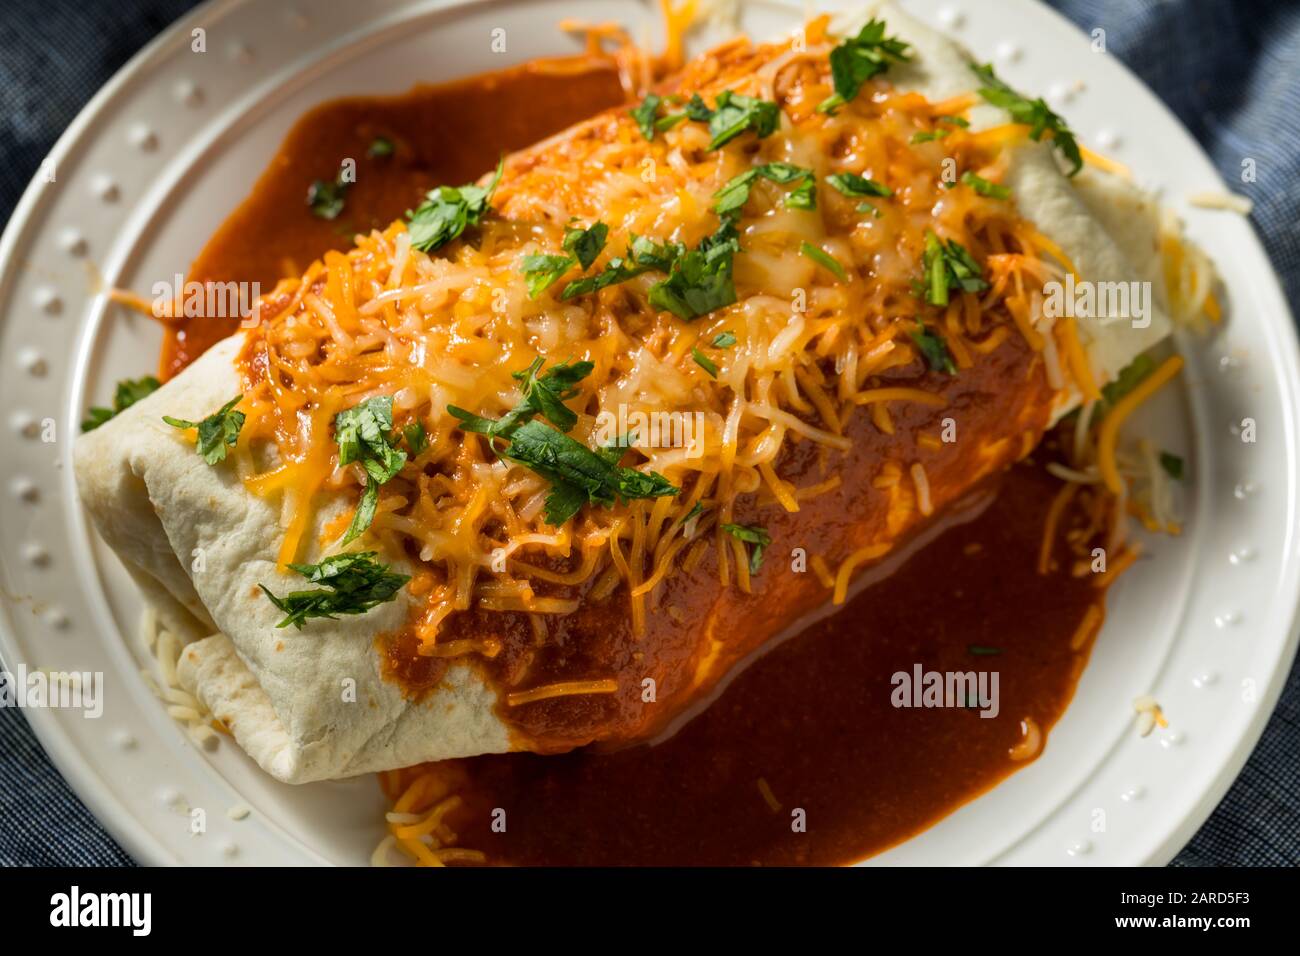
167,58,1113,864
163,59,629,378
451,461,1101,865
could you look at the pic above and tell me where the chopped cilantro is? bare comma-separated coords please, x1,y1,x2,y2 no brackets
910,326,958,375
826,171,893,199
406,157,504,252
816,18,912,114
306,176,349,220
333,396,408,544
260,551,409,630
921,230,988,306
162,395,245,465
563,221,609,270
714,162,817,218
81,375,160,432
404,422,428,457
692,347,719,378
722,522,771,574
648,220,741,320
630,93,663,141
500,420,678,526
449,357,593,440
970,63,1082,176
799,241,847,281
961,170,1011,199
688,90,781,149
1101,354,1155,408
522,253,575,298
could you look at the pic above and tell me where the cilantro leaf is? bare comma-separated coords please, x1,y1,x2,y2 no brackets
162,395,245,465
826,171,893,198
406,157,504,252
500,420,678,526
404,422,428,456
82,375,160,432
799,241,847,281
685,94,713,122
449,357,594,440
522,253,575,298
910,326,958,375
445,407,500,435
692,347,719,378
1100,354,1155,409
910,114,972,145
335,396,406,482
656,113,689,133
690,90,781,150
540,481,591,526
557,225,739,320
921,230,988,306
511,357,592,434
81,408,115,432
307,176,349,220
563,221,609,270
615,467,679,502
715,162,817,218
961,170,1011,199
333,396,408,544
970,63,1082,176
626,234,685,272
722,522,771,574
259,551,409,630
649,220,740,320
368,136,395,158
556,233,688,302
817,18,912,114
630,93,663,141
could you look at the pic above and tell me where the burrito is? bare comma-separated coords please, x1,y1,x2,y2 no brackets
77,3,1183,783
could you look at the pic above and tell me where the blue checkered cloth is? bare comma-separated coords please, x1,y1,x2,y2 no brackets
1,0,1297,867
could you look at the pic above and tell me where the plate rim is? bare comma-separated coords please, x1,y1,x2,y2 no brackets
1,0,1297,867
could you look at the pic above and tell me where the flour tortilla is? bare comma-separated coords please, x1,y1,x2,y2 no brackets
863,1,1174,405
75,5,1175,784
75,334,510,783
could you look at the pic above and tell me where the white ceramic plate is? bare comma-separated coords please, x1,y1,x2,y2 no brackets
1,0,1296,866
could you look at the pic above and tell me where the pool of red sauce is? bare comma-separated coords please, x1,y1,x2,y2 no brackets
166,57,1108,866
453,462,1100,865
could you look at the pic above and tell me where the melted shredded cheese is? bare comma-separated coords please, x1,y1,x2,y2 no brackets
231,21,1192,676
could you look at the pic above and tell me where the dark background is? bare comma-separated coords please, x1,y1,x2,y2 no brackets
1,0,1297,866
